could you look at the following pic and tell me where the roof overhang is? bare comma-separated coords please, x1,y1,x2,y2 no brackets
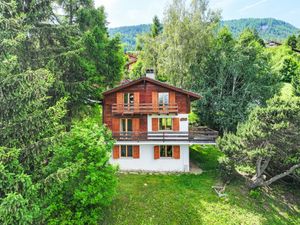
103,77,201,101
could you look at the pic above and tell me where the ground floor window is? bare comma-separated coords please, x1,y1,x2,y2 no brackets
121,145,133,157
159,118,172,130
160,145,173,157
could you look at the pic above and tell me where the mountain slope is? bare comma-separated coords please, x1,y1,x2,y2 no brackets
221,18,299,41
109,18,299,51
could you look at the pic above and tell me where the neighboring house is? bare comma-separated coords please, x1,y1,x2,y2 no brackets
125,53,138,71
102,70,218,172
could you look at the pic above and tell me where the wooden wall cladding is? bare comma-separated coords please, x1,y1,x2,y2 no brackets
103,80,191,132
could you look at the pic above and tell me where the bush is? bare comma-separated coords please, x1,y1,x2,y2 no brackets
249,189,261,199
218,155,235,182
43,120,117,224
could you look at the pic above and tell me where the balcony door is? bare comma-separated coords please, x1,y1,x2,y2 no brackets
124,93,134,112
158,92,169,112
121,118,132,139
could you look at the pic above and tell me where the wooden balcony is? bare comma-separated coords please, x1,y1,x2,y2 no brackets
112,103,178,115
112,128,218,144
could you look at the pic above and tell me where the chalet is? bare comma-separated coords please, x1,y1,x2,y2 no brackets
102,70,218,172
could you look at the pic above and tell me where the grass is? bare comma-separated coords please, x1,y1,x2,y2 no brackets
102,146,300,225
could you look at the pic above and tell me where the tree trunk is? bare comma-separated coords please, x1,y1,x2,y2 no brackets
249,163,300,189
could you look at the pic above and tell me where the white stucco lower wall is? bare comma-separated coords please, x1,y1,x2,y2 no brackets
109,144,190,172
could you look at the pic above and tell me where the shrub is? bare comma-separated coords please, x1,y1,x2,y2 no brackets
43,120,117,224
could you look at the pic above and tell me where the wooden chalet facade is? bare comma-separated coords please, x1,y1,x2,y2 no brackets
102,72,217,172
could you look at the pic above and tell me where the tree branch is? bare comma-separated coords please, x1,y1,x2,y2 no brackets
264,164,300,186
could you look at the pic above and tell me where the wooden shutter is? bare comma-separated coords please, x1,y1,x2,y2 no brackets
132,118,139,140
169,92,176,105
116,92,124,104
134,92,139,113
113,145,120,159
173,146,180,159
133,118,140,132
133,145,140,159
154,146,160,159
152,118,158,131
116,92,124,111
112,118,120,132
173,118,180,131
152,91,158,113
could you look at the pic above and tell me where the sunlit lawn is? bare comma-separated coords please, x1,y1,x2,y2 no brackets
102,146,300,225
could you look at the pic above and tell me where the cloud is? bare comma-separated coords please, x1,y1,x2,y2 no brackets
239,0,268,12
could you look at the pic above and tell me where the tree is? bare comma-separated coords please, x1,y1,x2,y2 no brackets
157,0,220,88
292,71,300,96
0,68,66,174
279,56,299,82
151,15,163,37
297,34,300,49
0,147,40,225
286,35,297,49
43,120,117,224
56,0,94,24
193,28,279,132
218,96,300,189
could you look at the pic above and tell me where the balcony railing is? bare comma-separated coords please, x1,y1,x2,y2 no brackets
112,103,178,115
112,128,218,144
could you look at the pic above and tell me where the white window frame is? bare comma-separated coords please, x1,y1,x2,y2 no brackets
159,145,173,158
158,117,173,131
120,145,133,158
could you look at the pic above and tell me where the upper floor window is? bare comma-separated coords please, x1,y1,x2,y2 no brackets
121,145,133,157
159,118,172,130
160,145,173,157
158,92,169,106
124,93,134,105
121,118,132,132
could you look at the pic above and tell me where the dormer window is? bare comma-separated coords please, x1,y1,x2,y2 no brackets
124,93,134,105
158,92,169,106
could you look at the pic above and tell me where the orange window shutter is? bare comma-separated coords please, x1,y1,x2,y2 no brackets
116,92,124,104
169,92,176,105
152,91,158,112
154,146,160,159
173,118,180,131
134,92,139,112
113,145,120,159
133,145,140,159
112,118,120,132
152,118,158,131
173,146,180,159
116,92,124,112
133,118,140,137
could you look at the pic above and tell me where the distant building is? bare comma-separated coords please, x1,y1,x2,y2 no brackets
125,53,138,71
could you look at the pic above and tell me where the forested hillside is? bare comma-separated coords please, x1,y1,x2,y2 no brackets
109,18,299,50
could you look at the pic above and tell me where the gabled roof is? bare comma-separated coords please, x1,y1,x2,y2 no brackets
103,77,201,101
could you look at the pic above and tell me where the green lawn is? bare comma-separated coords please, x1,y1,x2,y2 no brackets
102,146,300,225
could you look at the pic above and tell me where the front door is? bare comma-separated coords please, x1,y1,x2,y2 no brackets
121,118,132,139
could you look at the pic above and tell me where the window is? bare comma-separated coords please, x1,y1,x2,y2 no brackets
160,146,173,157
159,118,172,130
121,118,132,132
121,145,133,157
124,93,134,105
158,92,169,106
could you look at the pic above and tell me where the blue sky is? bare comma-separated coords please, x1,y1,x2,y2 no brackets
94,0,300,28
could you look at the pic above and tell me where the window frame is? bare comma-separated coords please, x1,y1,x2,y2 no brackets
120,145,133,158
159,145,173,158
124,93,134,105
158,92,169,106
158,117,173,131
120,118,133,132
